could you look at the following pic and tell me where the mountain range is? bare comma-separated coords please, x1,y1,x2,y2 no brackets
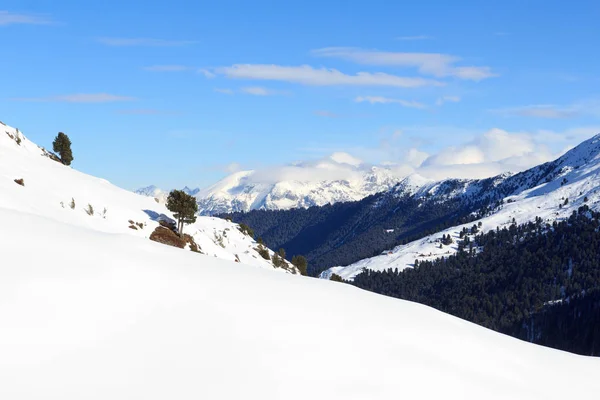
136,153,403,215
232,132,600,276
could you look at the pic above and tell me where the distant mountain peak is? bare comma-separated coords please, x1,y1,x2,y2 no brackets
194,162,402,216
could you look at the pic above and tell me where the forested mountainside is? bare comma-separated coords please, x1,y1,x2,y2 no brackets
230,133,600,276
228,192,489,276
352,207,600,356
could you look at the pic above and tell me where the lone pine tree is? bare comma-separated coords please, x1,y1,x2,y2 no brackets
52,132,74,166
166,190,198,235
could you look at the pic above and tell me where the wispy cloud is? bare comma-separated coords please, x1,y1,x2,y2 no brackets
240,86,286,96
198,68,216,78
214,88,234,95
395,35,433,41
513,106,577,119
355,96,427,109
143,65,216,78
312,47,497,81
435,96,461,106
97,37,197,47
214,64,443,88
12,93,136,103
0,10,53,26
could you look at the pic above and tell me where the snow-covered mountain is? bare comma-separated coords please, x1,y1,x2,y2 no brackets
134,185,201,203
196,154,402,215
0,120,298,274
134,185,168,203
322,132,600,280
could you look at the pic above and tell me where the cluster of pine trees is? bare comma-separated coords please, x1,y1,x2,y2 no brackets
352,206,600,355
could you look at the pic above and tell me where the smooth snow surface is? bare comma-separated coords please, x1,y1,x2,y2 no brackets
2,209,600,399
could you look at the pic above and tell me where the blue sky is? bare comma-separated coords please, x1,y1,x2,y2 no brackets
1,0,600,190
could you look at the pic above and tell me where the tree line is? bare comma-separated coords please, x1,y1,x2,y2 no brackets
352,206,600,355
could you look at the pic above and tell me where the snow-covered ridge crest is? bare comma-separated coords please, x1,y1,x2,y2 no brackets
194,154,403,215
324,131,600,280
0,119,298,274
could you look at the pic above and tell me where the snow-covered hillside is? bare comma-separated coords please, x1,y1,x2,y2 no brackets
0,121,297,273
195,155,402,215
323,133,600,280
1,207,600,399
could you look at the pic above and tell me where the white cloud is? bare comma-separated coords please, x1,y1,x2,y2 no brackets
496,105,578,119
225,162,241,173
0,10,53,26
313,47,497,81
198,69,216,78
240,86,285,96
97,37,197,47
224,126,600,187
214,64,443,88
435,96,461,106
493,100,600,119
12,93,136,103
250,153,371,185
395,35,433,41
419,128,557,179
214,88,234,95
355,96,427,109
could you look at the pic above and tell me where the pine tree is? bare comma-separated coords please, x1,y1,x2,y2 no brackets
291,255,308,276
166,190,198,235
52,132,74,165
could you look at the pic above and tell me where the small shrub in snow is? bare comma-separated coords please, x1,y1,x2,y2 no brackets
85,204,94,216
291,255,308,276
238,223,254,238
14,178,24,186
70,198,75,210
183,234,201,253
257,246,270,260
330,274,344,282
129,225,138,230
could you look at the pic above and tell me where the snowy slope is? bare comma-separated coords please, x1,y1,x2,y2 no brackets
323,133,600,280
195,157,402,215
1,208,599,399
0,121,297,273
